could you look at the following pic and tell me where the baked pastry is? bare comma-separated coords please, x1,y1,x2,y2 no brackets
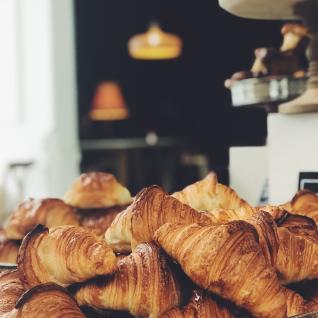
75,242,181,318
154,222,286,318
63,172,132,209
17,225,117,288
79,205,127,237
9,283,85,318
0,229,19,264
161,289,236,318
276,226,318,283
284,287,318,317
172,172,253,213
0,270,25,316
105,186,214,253
289,190,318,226
4,198,79,240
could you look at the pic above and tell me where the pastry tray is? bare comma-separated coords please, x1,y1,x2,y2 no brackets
229,76,307,108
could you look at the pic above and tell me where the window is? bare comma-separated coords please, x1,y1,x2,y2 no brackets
0,0,20,124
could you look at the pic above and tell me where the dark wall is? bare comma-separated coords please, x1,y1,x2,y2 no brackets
75,0,282,165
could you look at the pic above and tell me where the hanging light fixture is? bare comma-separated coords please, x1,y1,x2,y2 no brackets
128,21,182,60
89,81,129,121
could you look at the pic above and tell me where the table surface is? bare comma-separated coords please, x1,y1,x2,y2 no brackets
218,0,300,20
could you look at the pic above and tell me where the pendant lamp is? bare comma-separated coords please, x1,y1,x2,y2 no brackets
89,81,129,121
128,22,182,60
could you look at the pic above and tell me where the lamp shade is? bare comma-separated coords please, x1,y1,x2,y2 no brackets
90,81,129,121
128,22,182,60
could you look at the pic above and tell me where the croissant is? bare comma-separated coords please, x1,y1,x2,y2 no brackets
64,172,132,209
80,205,127,236
289,190,318,226
75,242,181,318
17,224,117,288
105,186,214,253
4,198,79,240
154,222,286,318
0,229,19,264
283,287,318,317
8,283,85,318
161,289,236,318
172,172,254,213
276,226,318,283
202,209,279,267
0,270,25,316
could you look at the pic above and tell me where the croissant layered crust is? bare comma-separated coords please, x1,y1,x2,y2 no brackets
63,172,132,209
17,225,117,288
76,242,181,318
0,270,25,316
276,226,318,283
9,283,85,318
105,186,215,252
4,198,79,240
172,172,254,213
161,290,236,318
154,222,286,318
0,229,19,264
284,287,318,317
79,205,127,237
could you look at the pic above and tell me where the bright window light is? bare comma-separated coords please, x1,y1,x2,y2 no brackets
0,0,19,124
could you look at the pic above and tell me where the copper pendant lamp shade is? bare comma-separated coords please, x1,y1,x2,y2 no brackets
128,22,182,60
90,81,129,121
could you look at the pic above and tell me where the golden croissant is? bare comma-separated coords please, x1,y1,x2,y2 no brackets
105,186,214,253
0,229,19,264
64,172,132,209
201,209,279,267
172,172,253,213
276,226,318,283
284,287,318,317
287,190,318,226
0,270,25,316
161,289,236,318
8,283,85,318
79,205,127,237
17,224,117,288
4,198,79,240
76,242,181,318
154,222,286,318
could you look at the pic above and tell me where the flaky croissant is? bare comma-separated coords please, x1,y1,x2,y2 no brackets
161,289,236,318
289,190,318,226
64,172,132,209
154,222,286,318
0,270,25,316
79,205,127,237
276,226,318,284
8,283,85,318
17,225,117,288
172,172,254,213
4,198,79,240
0,229,19,264
284,287,318,317
105,186,214,253
76,242,181,318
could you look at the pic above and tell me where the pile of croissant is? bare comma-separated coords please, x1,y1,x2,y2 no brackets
1,172,318,317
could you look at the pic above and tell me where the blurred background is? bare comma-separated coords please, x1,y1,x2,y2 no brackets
0,0,283,219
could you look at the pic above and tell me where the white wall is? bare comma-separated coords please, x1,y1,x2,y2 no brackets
230,146,268,206
0,0,80,219
268,113,318,205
